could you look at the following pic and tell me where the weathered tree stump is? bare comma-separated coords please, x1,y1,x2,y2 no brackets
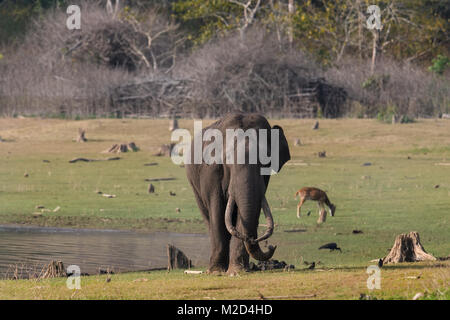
392,114,398,124
383,231,436,264
77,128,87,142
317,209,327,224
169,118,179,132
41,260,66,278
167,244,192,270
155,143,176,157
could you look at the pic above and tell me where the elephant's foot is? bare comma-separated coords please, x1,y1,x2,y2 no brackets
226,264,248,277
206,264,227,275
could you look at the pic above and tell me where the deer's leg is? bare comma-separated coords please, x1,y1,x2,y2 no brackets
317,202,327,223
297,198,305,218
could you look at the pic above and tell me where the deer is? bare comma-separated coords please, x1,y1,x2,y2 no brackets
294,187,336,221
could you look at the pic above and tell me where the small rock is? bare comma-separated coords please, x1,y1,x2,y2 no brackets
175,208,181,213
434,184,440,189
24,173,29,178
294,138,301,146
35,205,45,209
169,191,176,196
318,151,326,158
312,121,319,130
362,162,372,166
352,230,363,234
148,184,155,193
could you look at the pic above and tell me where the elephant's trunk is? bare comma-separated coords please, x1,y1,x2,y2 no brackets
224,195,276,261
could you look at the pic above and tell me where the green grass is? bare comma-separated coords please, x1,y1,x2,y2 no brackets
0,262,448,300
0,117,449,299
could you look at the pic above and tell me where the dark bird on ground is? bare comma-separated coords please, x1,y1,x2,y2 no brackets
378,259,383,268
352,229,363,234
169,191,176,196
319,242,342,252
306,210,311,216
306,262,315,270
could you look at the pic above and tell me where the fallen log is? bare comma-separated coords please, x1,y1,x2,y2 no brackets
69,157,121,163
144,162,158,166
145,177,176,182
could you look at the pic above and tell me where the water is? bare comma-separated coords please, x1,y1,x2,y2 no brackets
0,225,210,278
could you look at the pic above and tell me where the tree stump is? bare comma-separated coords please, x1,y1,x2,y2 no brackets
155,143,176,156
41,260,66,278
167,244,192,270
317,209,327,224
77,129,87,142
392,114,398,124
169,118,179,132
383,231,436,264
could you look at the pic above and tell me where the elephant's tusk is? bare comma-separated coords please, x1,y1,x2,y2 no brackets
224,196,249,242
254,196,274,243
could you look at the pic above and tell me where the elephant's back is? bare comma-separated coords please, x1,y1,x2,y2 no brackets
207,112,271,132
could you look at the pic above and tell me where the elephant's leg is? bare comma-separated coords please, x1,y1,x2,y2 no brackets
207,199,230,274
227,214,250,275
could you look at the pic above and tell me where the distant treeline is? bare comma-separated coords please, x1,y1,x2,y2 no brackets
0,0,448,119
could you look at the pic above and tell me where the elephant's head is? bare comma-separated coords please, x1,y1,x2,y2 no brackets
221,116,290,261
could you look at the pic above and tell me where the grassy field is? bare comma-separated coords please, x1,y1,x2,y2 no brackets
0,262,448,300
0,117,449,299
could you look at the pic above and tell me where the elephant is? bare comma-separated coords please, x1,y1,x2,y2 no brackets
185,112,290,275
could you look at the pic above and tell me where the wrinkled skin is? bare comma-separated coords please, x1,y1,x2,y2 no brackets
186,113,290,275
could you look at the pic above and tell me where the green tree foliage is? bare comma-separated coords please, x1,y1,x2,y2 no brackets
1,0,448,66
0,0,67,45
429,55,450,75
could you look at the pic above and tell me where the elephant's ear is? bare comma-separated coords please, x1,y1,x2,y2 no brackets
272,125,290,172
